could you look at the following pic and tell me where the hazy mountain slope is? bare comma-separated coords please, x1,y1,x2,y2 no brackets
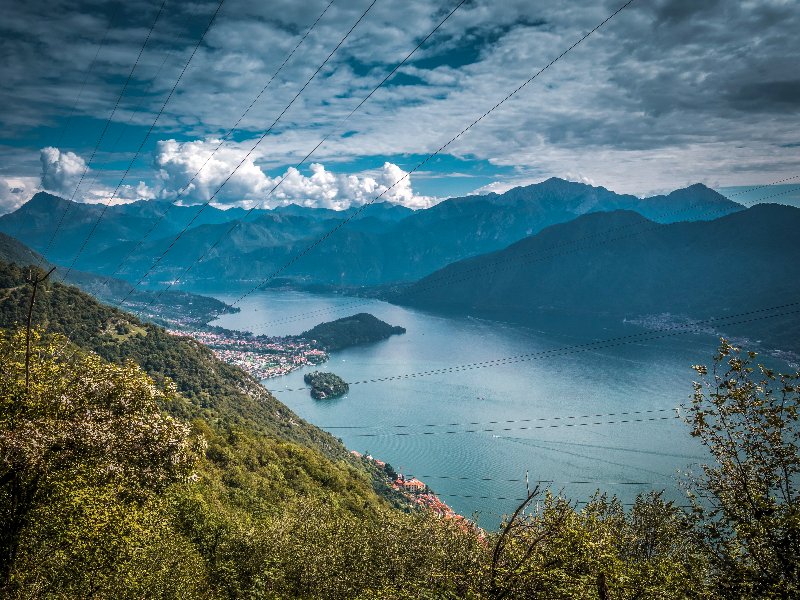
87,212,340,279
273,201,414,222
631,183,744,222
392,204,800,352
0,230,43,267
0,231,235,327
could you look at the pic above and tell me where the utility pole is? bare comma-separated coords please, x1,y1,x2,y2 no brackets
25,267,56,391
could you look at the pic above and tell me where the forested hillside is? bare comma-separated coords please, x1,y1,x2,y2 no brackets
0,231,237,328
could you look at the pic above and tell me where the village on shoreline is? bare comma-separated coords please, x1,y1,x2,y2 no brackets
167,327,329,380
350,451,468,525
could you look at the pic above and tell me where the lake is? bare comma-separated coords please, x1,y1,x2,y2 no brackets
210,290,782,528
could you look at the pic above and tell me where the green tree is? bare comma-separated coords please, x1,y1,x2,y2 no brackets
687,340,800,597
0,328,201,593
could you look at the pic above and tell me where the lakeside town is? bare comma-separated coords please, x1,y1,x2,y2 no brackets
167,327,328,380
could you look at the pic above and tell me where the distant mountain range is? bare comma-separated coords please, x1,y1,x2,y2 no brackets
0,178,742,288
391,204,800,354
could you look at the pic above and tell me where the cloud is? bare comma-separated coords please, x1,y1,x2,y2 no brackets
155,138,271,205
39,146,87,197
3,0,800,198
80,180,157,205
0,176,39,215
154,138,434,210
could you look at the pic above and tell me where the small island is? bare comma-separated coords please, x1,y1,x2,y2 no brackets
301,312,406,351
304,371,349,400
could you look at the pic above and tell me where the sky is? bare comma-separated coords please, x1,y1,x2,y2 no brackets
1,0,799,214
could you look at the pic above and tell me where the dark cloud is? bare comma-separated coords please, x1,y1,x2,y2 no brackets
727,80,800,112
651,0,725,26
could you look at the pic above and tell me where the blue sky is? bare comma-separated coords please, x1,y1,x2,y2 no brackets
1,0,798,213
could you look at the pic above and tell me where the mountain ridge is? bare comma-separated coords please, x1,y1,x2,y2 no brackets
0,179,744,289
391,203,800,354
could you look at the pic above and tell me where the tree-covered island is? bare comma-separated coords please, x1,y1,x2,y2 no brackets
304,371,349,399
301,312,406,351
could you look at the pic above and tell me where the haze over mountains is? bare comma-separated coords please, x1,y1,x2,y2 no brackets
0,178,742,289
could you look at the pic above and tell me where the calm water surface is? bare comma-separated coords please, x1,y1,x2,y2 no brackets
210,290,785,527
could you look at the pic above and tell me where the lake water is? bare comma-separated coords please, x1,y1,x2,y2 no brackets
210,290,784,528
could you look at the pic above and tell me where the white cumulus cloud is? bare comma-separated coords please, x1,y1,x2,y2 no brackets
154,138,435,210
0,176,40,215
39,146,87,197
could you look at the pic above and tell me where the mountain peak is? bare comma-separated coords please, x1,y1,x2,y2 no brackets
664,183,739,205
19,191,72,214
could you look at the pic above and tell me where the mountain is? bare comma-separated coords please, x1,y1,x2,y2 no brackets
152,179,744,289
0,231,236,328
2,179,743,289
0,192,252,267
391,204,800,353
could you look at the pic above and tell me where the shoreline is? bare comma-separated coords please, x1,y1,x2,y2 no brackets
167,327,328,380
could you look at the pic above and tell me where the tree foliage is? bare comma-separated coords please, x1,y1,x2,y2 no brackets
688,340,800,597
0,328,201,595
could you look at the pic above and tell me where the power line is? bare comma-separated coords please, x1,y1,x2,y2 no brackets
54,6,121,151
10,5,121,245
128,0,633,308
726,174,800,202
59,0,228,282
347,415,680,438
496,435,681,479
40,0,170,265
100,0,337,286
401,475,672,486
501,437,706,461
61,50,176,227
323,406,681,430
270,301,800,393
129,0,469,307
14,0,381,368
116,0,380,305
219,0,638,309
433,493,692,510
10,0,491,376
